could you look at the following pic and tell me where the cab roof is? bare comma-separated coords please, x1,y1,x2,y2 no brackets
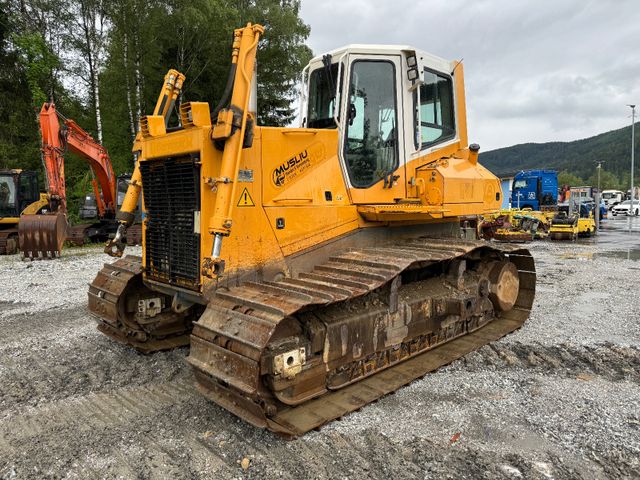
308,44,455,73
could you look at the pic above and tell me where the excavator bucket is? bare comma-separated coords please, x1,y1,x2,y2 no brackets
19,213,68,259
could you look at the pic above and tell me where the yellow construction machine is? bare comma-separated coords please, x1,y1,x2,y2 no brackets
89,24,536,437
0,169,48,254
480,208,550,242
549,205,596,240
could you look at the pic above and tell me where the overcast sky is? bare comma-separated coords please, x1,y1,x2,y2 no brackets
299,0,639,152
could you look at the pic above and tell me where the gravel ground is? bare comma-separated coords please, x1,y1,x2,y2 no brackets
0,220,639,479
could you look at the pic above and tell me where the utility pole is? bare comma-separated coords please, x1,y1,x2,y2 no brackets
595,161,603,232
629,105,636,232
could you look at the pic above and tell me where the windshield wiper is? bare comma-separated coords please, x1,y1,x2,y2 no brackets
322,54,336,103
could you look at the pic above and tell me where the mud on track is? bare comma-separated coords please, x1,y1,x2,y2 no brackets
1,231,639,479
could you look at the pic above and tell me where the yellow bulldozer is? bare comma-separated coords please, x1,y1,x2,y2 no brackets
89,24,536,437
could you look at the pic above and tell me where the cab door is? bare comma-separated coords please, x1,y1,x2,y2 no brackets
18,171,39,212
340,55,406,204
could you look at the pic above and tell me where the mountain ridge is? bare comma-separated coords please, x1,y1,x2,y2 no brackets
479,122,640,181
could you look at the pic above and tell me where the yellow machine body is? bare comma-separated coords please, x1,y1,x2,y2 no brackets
549,221,579,240
578,215,596,235
550,209,595,240
90,25,536,437
0,169,46,255
480,208,550,242
137,128,500,289
132,38,501,294
0,194,47,227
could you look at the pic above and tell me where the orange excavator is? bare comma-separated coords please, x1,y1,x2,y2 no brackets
19,103,127,258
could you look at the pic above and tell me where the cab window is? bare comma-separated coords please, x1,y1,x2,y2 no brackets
0,175,17,216
344,60,398,188
415,69,455,149
19,172,38,207
307,62,341,129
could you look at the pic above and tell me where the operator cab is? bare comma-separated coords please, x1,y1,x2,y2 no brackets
300,45,463,202
81,173,141,221
79,194,99,220
0,170,39,218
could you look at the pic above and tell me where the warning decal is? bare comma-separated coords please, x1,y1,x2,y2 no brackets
237,187,256,207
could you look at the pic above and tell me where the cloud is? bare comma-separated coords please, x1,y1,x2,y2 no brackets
300,0,639,150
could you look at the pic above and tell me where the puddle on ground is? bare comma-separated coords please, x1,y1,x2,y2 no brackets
556,252,596,261
573,291,609,316
0,300,31,313
553,248,640,261
595,248,640,261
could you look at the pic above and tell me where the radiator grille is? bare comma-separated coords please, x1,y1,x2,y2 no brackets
140,155,201,290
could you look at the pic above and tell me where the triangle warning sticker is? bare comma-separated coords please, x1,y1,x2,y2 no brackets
237,187,256,207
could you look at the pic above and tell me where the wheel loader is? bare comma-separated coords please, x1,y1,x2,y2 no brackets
89,24,536,437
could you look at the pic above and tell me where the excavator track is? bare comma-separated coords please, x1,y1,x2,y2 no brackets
88,255,193,353
0,229,19,255
67,222,142,247
66,224,89,246
125,223,142,246
187,238,535,437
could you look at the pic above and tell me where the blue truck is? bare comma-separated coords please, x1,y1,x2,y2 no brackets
510,169,558,210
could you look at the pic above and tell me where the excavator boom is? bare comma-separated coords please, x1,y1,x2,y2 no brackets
62,117,116,216
20,104,117,258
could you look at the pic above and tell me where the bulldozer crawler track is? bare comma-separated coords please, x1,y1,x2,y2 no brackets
188,238,535,437
88,255,191,352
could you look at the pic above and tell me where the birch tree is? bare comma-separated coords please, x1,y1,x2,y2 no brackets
66,0,109,143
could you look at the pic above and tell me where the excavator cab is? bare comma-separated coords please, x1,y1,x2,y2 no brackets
0,172,18,218
0,170,39,218
0,170,44,255
79,194,99,220
81,174,136,221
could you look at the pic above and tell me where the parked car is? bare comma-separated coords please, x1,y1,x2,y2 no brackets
611,200,640,216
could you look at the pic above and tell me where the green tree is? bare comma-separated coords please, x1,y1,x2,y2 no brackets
99,0,167,173
557,171,584,187
2,0,314,201
239,0,312,125
99,0,313,172
586,168,621,191
65,0,110,143
12,33,60,109
0,1,40,170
